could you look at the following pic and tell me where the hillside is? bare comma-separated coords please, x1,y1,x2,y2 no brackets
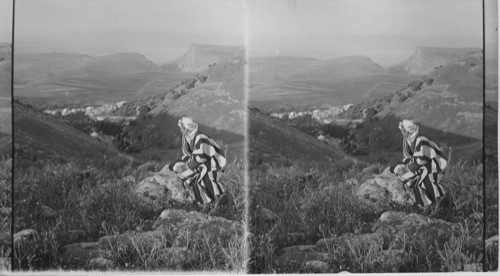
84,50,247,168
14,102,125,167
485,56,498,102
0,43,11,156
387,51,482,139
249,107,341,166
0,43,11,97
14,52,160,84
387,46,480,75
250,55,386,84
175,44,244,72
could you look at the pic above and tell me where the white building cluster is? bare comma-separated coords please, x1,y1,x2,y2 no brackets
270,104,353,124
44,101,128,121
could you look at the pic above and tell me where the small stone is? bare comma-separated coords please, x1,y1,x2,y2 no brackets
87,257,115,270
38,204,57,219
303,260,329,273
345,178,358,186
122,175,135,184
468,212,483,221
464,263,482,272
486,235,498,251
259,207,279,223
14,229,38,246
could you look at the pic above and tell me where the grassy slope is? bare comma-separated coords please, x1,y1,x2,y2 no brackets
14,102,124,168
249,108,340,165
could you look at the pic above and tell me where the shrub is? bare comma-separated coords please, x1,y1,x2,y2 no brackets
408,80,424,92
78,181,154,236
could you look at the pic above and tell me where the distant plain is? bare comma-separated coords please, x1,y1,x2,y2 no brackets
250,74,423,110
15,71,195,105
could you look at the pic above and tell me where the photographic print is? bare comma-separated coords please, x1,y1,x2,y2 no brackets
3,0,499,274
247,0,493,273
12,0,246,272
0,0,12,272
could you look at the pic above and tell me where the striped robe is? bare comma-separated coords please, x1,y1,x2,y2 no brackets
395,134,448,206
171,131,226,205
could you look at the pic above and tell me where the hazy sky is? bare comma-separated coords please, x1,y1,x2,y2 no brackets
248,0,485,65
10,0,495,65
248,0,483,37
15,0,245,63
0,0,13,42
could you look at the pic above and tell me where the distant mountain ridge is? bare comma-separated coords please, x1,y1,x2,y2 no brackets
175,43,244,72
15,52,160,83
250,55,386,83
387,46,480,75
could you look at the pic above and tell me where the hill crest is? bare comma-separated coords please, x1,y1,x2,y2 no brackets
15,52,160,83
388,46,480,75
175,44,245,72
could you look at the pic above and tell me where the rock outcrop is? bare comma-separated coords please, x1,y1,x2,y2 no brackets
60,242,114,269
274,211,461,273
135,171,194,208
59,208,242,270
356,167,415,209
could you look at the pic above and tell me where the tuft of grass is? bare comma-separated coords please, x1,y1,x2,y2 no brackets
0,159,12,271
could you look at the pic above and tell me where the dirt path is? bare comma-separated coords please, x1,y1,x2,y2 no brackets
363,78,387,98
135,77,159,95
344,155,368,166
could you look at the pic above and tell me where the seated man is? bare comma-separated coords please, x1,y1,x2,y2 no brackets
169,117,226,205
391,120,448,208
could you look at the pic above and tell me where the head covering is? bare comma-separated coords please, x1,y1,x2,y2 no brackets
178,117,198,131
178,117,198,141
398,119,419,134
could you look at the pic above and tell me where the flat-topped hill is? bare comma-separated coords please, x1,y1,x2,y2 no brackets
175,44,244,72
387,46,480,75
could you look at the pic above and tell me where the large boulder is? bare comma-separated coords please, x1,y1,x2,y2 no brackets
275,245,330,273
373,211,460,247
99,229,169,252
275,211,461,273
356,167,415,208
99,209,242,263
135,171,193,207
59,242,113,268
154,209,242,247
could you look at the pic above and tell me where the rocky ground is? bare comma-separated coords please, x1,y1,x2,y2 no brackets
13,170,244,271
255,166,493,273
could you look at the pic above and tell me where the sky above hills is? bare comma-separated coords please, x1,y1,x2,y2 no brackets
248,0,486,65
0,0,13,43
9,0,497,66
14,0,245,63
